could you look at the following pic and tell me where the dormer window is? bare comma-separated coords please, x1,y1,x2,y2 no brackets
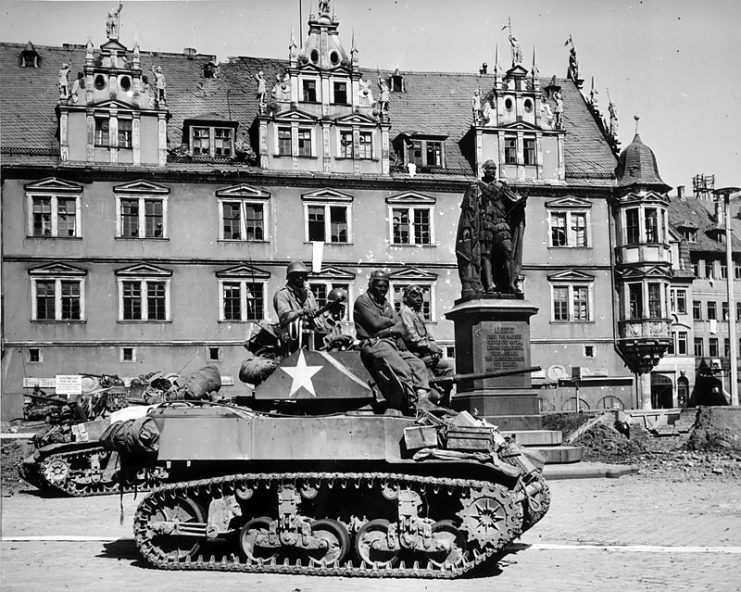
680,228,697,242
190,126,234,157
406,138,444,168
20,42,40,68
302,79,317,102
391,70,405,92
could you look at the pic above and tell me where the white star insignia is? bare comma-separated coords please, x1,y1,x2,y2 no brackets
280,350,323,397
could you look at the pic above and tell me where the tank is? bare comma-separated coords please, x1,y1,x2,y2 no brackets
117,349,550,578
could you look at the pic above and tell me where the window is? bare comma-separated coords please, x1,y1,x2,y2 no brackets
626,208,639,244
190,126,234,158
671,289,687,314
667,335,674,355
737,302,741,322
681,228,697,242
584,345,595,358
694,338,704,357
645,208,659,242
94,118,109,146
549,211,588,247
277,127,291,156
32,278,83,321
297,128,313,157
693,300,702,319
707,301,717,320
648,283,663,318
721,262,728,279
705,260,715,279
709,337,719,358
306,204,349,243
339,131,353,158
29,194,79,238
117,196,165,238
523,137,536,165
504,136,517,164
29,348,41,363
333,81,348,104
677,332,688,355
724,338,730,358
118,119,132,148
220,201,265,241
722,301,729,321
391,283,432,320
209,347,220,361
406,138,445,168
551,284,591,322
122,347,135,362
119,279,169,321
692,261,699,277
735,262,741,280
219,281,264,321
302,79,317,102
628,284,643,319
391,207,432,245
358,132,373,159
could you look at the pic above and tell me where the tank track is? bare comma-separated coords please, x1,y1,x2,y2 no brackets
26,446,165,497
134,470,549,578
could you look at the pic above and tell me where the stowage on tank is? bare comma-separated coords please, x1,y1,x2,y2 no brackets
112,349,550,578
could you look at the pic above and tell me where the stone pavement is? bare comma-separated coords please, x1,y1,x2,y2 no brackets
2,472,741,592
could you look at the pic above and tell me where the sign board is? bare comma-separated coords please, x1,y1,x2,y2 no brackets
23,377,57,389
55,375,83,396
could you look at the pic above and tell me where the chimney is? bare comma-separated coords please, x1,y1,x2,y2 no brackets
677,185,685,200
714,200,724,225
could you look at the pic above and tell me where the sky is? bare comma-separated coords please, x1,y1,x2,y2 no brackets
1,0,740,192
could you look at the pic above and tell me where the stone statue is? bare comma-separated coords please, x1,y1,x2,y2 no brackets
58,63,70,99
271,71,291,102
377,75,390,114
539,96,553,129
106,1,123,40
509,34,522,66
553,90,564,129
590,78,599,111
609,100,619,137
358,77,373,106
141,75,154,108
471,88,482,125
318,0,331,14
566,36,579,81
151,65,166,104
456,160,527,298
71,71,84,104
254,71,266,108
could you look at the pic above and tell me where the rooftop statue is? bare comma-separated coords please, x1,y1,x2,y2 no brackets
151,65,166,105
456,160,527,298
565,35,579,81
106,1,123,40
509,34,522,66
58,63,70,100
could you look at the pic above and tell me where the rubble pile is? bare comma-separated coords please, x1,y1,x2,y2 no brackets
571,421,646,462
686,407,741,452
636,450,741,480
1,439,31,496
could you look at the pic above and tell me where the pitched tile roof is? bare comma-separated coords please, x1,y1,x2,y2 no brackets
668,196,741,253
0,41,617,182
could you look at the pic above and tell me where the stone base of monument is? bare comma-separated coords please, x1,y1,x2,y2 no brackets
445,297,540,420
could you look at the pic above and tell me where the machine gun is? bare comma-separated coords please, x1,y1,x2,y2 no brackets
429,365,541,386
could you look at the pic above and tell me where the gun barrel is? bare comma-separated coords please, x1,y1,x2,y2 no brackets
26,393,69,405
429,365,541,385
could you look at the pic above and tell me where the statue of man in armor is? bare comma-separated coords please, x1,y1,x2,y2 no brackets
456,160,527,298
106,1,123,39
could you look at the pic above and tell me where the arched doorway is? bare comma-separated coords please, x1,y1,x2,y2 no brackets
677,376,689,408
651,373,673,409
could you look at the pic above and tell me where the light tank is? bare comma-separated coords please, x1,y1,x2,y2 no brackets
119,348,550,578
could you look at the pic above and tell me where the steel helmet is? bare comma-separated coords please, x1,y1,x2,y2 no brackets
327,287,348,304
286,261,309,278
369,269,389,283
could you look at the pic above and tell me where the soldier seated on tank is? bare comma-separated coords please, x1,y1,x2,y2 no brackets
314,287,356,351
273,261,321,352
353,270,435,415
398,284,454,406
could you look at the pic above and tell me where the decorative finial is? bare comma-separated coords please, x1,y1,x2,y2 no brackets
634,114,640,134
494,43,499,74
532,46,538,77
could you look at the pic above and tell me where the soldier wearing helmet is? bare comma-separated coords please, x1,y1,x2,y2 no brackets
398,284,454,405
314,287,355,351
272,261,320,350
353,270,433,415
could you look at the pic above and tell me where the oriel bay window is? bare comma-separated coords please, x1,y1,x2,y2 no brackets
622,203,668,245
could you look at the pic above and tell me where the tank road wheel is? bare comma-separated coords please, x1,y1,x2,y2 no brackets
42,457,70,485
355,518,400,568
239,517,278,564
309,519,351,566
456,484,522,553
150,496,205,562
427,520,468,569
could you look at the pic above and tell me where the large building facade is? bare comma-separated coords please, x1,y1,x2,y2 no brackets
2,4,738,414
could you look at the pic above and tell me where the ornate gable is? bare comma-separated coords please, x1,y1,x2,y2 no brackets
302,188,353,202
334,112,378,127
545,196,593,209
24,178,83,193
388,267,438,282
385,192,436,205
273,109,318,124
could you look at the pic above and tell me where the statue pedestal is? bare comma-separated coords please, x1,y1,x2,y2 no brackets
445,297,540,417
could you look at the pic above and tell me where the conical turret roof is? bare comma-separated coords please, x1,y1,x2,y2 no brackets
616,120,670,192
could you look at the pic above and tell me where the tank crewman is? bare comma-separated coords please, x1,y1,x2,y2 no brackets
398,284,454,405
313,288,355,351
353,270,433,414
272,261,319,351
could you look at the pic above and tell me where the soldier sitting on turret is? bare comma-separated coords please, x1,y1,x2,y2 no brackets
273,261,319,351
354,270,434,415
